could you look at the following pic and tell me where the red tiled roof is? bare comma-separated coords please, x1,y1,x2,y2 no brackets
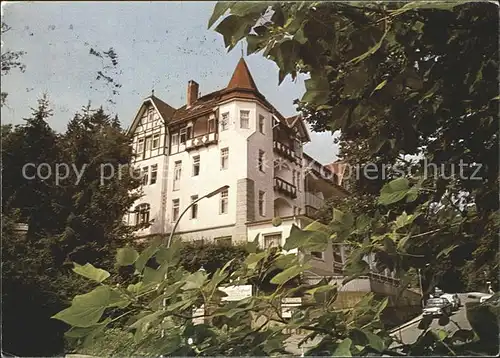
226,57,258,91
170,89,223,124
150,95,176,120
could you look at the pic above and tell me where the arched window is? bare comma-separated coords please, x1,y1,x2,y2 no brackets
135,203,150,225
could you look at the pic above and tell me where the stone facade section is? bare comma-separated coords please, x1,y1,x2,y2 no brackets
233,178,255,243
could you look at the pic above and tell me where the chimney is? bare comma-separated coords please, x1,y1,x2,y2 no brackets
187,80,199,107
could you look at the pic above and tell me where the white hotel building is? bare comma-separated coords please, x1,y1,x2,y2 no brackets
126,58,350,274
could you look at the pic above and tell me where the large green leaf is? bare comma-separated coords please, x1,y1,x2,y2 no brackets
270,263,311,285
72,263,110,283
333,338,352,356
135,239,161,273
284,224,329,251
378,177,410,205
301,74,330,106
116,246,139,266
52,286,117,327
215,15,253,50
207,2,236,29
182,270,207,290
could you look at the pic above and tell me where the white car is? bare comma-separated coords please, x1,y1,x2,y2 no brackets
480,294,493,303
423,298,452,316
440,293,461,310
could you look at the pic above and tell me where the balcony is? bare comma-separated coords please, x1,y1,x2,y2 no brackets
185,132,218,151
273,141,300,163
274,177,297,199
305,192,324,210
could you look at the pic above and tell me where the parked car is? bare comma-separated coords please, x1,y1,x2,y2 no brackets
423,298,452,317
440,293,461,310
480,294,493,303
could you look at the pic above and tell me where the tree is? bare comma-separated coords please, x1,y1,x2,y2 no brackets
1,21,26,107
208,0,499,291
1,98,142,356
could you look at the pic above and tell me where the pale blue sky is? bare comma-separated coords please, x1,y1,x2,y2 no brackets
1,1,338,163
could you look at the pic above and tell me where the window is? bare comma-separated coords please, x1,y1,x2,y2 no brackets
180,128,187,144
137,138,144,153
258,191,265,217
292,170,296,186
142,166,149,185
173,161,181,191
220,112,229,131
220,148,229,170
150,164,158,184
240,110,249,129
171,133,179,146
258,150,265,172
145,136,152,152
186,126,192,139
148,109,154,122
215,236,232,245
208,118,215,132
297,172,301,191
191,195,198,219
264,234,281,249
258,114,265,134
152,134,160,149
220,189,228,214
192,156,200,176
135,204,150,225
172,199,180,222
311,251,324,260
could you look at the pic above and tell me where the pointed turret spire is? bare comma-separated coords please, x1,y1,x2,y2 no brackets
226,57,258,91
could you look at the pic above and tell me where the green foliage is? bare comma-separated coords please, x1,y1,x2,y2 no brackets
54,240,396,356
208,0,499,294
1,98,141,356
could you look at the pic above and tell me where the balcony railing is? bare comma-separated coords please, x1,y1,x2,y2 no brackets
185,132,218,151
274,176,297,199
305,192,324,210
273,141,300,163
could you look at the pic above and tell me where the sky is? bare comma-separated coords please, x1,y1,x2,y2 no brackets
1,1,339,164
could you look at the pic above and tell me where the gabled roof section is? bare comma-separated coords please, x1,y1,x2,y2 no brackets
127,95,175,135
285,115,311,143
226,57,258,91
170,89,223,125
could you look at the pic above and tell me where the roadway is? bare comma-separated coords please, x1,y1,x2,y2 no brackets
390,293,474,346
286,293,481,355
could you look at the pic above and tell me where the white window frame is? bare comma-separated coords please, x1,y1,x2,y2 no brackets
219,189,228,214
263,233,282,249
220,148,229,170
135,203,150,225
150,164,158,185
191,195,198,219
173,161,181,191
240,110,250,129
171,133,179,146
142,166,149,186
152,133,160,149
192,155,200,176
137,138,144,154
258,150,265,172
258,114,265,134
172,199,180,222
180,128,187,144
148,109,154,122
145,136,152,152
221,112,229,131
258,190,265,217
